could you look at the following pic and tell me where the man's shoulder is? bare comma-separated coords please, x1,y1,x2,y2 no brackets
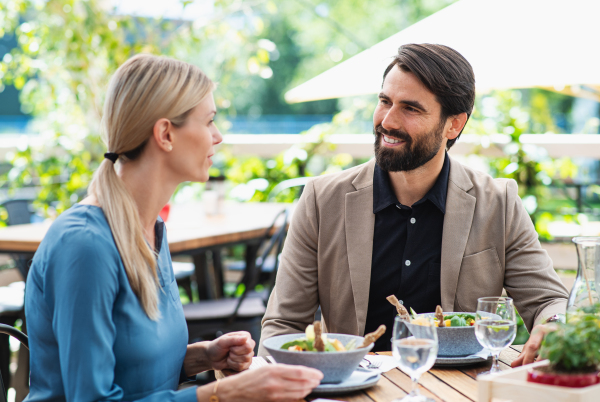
451,158,515,197
308,159,374,193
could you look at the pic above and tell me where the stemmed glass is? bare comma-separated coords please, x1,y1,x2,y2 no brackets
475,297,517,375
391,315,438,402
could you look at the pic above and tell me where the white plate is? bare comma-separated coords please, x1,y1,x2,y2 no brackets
311,369,381,395
434,355,492,366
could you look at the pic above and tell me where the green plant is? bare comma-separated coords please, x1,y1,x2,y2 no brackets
539,310,600,373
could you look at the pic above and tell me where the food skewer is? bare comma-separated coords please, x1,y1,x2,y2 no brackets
313,321,325,352
359,324,386,348
435,305,445,327
386,295,411,321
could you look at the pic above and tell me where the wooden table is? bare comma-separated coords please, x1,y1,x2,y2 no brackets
217,346,523,402
0,201,290,298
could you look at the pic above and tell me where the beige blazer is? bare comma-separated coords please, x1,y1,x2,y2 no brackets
259,157,568,355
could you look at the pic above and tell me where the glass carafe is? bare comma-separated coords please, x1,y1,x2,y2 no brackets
567,237,600,320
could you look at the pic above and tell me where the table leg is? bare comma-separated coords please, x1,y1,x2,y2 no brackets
211,249,224,299
240,243,261,290
193,252,210,300
192,250,224,300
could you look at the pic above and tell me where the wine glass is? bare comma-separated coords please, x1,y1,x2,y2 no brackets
391,315,438,402
475,297,517,375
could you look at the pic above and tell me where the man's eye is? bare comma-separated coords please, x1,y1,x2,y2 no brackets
406,106,417,112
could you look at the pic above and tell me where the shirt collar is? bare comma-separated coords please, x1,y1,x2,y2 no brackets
373,152,450,214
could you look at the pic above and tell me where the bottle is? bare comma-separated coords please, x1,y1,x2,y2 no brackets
567,237,600,321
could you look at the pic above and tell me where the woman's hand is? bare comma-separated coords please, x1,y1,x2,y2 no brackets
197,364,323,402
206,331,255,371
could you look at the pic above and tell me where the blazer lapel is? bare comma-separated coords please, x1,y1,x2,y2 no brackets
441,158,476,312
345,159,376,335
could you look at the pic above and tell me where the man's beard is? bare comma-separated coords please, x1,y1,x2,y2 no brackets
374,119,446,172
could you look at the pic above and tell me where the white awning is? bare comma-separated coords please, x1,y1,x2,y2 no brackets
285,0,600,103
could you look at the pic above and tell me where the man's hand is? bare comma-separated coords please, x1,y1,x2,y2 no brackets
207,331,256,371
511,323,557,367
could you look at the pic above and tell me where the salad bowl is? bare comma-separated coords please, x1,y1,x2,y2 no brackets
411,312,483,357
262,333,373,383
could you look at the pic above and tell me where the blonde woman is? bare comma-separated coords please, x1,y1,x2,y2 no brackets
24,55,322,402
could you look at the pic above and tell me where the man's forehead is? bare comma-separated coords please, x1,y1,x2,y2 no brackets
381,65,438,106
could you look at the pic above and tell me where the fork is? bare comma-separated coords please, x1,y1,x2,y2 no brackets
360,358,383,370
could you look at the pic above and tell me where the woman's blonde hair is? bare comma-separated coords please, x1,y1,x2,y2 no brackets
88,54,215,320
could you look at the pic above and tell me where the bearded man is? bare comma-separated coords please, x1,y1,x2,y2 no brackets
258,44,568,364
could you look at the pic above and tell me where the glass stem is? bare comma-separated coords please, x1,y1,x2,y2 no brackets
410,375,420,396
492,352,500,372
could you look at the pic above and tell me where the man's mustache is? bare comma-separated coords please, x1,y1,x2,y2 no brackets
374,125,412,144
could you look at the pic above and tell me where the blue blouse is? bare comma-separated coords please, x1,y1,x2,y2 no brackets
24,204,197,402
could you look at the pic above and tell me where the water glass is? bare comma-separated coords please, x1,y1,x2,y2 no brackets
391,315,438,402
475,297,517,375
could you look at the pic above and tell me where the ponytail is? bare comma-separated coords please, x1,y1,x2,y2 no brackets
89,54,214,319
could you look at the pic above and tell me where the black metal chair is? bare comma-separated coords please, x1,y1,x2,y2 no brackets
1,199,34,280
183,208,289,349
0,324,28,402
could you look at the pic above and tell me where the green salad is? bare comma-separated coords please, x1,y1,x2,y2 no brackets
280,324,357,352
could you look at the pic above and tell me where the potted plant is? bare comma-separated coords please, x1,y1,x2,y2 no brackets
527,309,600,388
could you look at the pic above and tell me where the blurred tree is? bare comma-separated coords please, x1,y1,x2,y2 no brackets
0,0,457,219
0,0,273,217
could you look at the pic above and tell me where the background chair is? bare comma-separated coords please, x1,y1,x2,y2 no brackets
0,324,28,402
0,199,35,280
182,208,289,350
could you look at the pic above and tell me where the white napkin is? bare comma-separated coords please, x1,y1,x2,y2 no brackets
312,399,348,402
465,348,491,359
360,354,399,373
338,369,379,385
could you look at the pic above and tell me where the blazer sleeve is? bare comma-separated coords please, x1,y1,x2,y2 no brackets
503,180,569,330
45,230,197,402
259,180,320,356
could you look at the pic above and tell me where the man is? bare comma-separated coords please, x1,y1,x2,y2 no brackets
259,44,568,365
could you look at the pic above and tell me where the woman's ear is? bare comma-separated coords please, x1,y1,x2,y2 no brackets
153,118,173,152
446,112,468,141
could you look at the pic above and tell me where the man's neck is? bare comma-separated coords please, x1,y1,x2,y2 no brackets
387,149,446,207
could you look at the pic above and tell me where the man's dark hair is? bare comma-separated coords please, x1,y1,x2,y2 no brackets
383,43,475,150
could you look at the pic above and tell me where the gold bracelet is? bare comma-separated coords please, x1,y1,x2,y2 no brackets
209,378,221,402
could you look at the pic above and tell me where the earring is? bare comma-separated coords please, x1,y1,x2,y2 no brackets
166,144,173,151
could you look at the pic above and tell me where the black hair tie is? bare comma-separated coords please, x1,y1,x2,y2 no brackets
104,152,119,163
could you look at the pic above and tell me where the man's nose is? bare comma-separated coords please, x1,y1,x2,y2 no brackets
381,108,402,132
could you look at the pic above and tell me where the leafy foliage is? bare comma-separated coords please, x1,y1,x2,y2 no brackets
464,89,578,239
0,0,457,218
0,0,274,216
539,307,600,373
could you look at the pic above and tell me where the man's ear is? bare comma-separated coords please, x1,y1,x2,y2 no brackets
153,118,174,152
446,112,468,141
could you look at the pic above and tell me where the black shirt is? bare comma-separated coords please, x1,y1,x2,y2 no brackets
364,153,449,351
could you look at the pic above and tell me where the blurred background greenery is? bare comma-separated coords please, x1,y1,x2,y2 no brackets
1,0,598,241
2,0,599,347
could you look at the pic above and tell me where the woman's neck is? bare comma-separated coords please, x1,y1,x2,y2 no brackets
118,157,178,242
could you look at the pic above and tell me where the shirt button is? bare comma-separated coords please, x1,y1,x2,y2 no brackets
405,260,411,266
410,218,416,224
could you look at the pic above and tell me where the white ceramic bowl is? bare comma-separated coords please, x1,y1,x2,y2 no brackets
413,312,482,357
262,333,373,383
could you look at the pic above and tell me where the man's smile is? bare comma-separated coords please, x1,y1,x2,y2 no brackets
382,135,406,147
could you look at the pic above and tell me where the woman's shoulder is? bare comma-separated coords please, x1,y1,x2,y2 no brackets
46,204,113,243
36,204,121,270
